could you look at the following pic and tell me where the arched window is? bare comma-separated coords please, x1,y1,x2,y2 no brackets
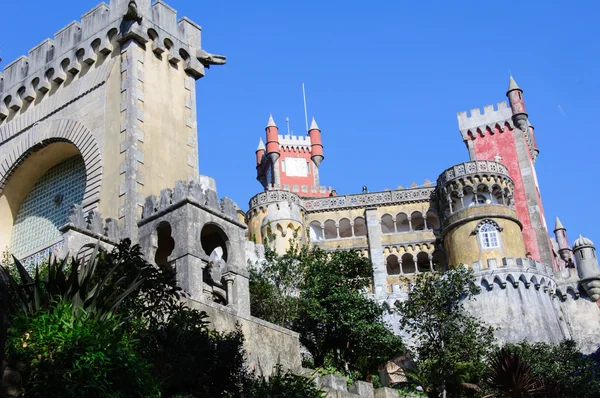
386,254,400,275
309,221,323,241
324,220,337,239
339,218,352,238
479,223,500,249
10,156,86,259
353,217,367,237
381,214,395,234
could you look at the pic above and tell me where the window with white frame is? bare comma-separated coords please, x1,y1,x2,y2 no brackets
479,222,500,249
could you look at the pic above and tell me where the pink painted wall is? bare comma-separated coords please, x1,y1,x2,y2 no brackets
471,125,540,260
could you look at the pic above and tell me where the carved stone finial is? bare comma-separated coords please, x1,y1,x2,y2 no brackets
124,0,142,22
104,218,119,241
67,204,85,227
86,211,103,235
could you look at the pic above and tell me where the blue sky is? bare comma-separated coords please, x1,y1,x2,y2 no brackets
1,1,599,246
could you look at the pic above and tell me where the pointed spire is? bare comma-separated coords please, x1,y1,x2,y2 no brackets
309,117,320,131
256,138,265,151
267,113,277,128
555,217,565,231
508,75,521,92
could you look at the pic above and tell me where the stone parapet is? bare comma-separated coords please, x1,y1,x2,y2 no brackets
61,203,119,243
456,101,514,141
472,257,555,288
437,160,511,186
0,0,224,119
303,188,435,213
140,178,242,227
306,371,415,397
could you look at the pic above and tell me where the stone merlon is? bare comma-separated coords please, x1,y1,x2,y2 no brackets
0,0,225,98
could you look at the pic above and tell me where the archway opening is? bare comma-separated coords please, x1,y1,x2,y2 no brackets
155,221,175,266
386,254,400,275
402,253,416,274
201,223,229,262
5,151,86,259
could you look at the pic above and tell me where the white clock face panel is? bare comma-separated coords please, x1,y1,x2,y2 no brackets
283,157,308,177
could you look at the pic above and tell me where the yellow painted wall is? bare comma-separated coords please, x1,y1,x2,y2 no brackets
0,143,80,252
98,52,123,220
443,205,526,267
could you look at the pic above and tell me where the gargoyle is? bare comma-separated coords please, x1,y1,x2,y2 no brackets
124,0,142,23
197,49,227,67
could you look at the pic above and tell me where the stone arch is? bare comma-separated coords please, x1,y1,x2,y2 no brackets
353,216,367,237
0,119,102,210
381,213,395,234
480,277,491,291
386,254,400,275
395,212,409,232
324,219,337,239
416,251,431,273
519,274,530,288
309,220,323,241
339,218,352,238
401,253,415,274
411,211,424,230
200,222,229,262
493,275,505,289
506,274,517,288
155,221,175,267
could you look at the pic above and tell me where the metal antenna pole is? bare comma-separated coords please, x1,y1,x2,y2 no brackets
302,83,309,133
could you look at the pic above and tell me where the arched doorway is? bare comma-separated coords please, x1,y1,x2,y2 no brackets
3,150,86,260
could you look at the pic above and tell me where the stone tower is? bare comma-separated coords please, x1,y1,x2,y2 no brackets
457,77,553,266
255,114,328,197
573,236,600,303
0,0,225,257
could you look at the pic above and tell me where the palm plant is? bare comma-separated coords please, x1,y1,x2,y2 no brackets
485,347,545,397
0,243,144,321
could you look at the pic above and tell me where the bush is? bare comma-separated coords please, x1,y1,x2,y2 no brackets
5,301,159,398
249,364,325,398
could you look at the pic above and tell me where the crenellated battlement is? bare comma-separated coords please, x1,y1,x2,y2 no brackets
140,178,240,223
62,203,120,243
456,101,514,141
0,0,225,119
278,134,311,149
472,257,555,288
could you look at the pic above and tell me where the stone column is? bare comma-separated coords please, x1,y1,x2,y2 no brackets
428,254,434,272
423,215,428,230
408,216,413,231
175,255,205,300
364,208,385,296
223,273,235,309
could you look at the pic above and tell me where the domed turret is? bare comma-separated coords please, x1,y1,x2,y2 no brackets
573,235,600,302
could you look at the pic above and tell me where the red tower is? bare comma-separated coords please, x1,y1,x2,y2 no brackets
457,77,553,266
255,115,329,197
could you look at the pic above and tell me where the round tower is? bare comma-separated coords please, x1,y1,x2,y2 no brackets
554,217,574,268
573,236,600,302
506,75,528,130
437,160,526,268
247,190,306,255
265,114,280,164
308,117,324,167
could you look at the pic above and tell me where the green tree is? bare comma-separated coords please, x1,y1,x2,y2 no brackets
396,266,495,397
1,240,252,397
249,244,403,380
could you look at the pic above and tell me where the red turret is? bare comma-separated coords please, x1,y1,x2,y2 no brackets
265,114,280,164
308,117,324,167
256,138,265,165
507,76,527,122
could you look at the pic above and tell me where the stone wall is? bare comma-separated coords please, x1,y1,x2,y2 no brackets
185,298,302,373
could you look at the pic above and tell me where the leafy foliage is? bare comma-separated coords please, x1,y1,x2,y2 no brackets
249,244,403,379
249,364,325,398
396,266,495,396
485,347,545,397
5,301,159,398
488,340,600,398
1,240,252,397
0,244,143,320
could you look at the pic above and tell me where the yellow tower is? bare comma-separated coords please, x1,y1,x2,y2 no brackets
437,160,526,268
